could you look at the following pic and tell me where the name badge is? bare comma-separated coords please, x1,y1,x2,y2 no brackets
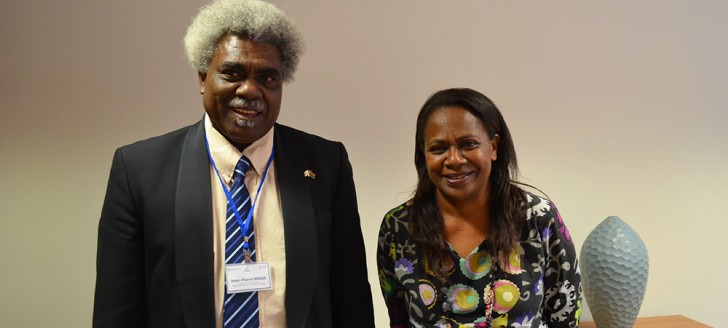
225,262,273,293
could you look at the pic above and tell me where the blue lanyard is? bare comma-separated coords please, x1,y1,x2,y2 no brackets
205,136,275,253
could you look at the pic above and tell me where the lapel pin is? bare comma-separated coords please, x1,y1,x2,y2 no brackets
304,169,316,179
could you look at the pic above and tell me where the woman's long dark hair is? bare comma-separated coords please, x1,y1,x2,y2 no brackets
411,88,526,282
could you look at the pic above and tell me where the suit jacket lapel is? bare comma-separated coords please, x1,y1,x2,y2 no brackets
274,125,318,327
175,120,216,327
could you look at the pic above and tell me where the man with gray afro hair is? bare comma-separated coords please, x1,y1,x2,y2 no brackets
184,0,304,83
93,0,375,327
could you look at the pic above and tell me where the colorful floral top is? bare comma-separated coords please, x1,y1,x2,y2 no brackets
377,192,582,328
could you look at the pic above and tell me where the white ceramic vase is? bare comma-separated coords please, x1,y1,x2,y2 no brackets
580,216,649,328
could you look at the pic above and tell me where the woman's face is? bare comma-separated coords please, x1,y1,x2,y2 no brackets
423,107,498,204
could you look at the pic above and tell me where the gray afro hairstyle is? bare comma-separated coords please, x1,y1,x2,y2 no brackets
184,0,304,83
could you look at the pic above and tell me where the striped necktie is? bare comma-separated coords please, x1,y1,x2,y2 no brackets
223,156,259,327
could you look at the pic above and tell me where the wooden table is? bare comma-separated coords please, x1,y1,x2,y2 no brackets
580,315,711,328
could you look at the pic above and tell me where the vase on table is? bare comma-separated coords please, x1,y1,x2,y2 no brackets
580,216,649,328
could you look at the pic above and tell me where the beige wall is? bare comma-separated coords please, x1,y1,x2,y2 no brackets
1,0,726,326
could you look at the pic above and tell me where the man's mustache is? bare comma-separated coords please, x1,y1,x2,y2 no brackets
228,98,267,111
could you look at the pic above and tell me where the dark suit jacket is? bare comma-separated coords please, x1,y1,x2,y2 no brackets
93,120,374,327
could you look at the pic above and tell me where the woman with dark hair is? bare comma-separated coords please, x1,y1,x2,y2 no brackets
377,88,581,327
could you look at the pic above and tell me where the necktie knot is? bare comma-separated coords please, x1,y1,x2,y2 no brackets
234,156,252,182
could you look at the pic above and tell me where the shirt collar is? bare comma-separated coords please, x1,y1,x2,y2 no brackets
204,114,275,185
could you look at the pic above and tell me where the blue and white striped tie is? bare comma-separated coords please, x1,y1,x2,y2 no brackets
223,156,259,328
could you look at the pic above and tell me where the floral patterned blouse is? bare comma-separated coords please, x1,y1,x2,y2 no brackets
377,192,582,328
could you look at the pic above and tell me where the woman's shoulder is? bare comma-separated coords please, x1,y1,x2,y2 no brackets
379,201,412,234
522,190,558,222
524,190,551,208
383,201,412,221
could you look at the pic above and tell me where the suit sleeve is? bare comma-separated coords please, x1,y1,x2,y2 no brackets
329,143,375,327
93,148,147,327
541,204,583,327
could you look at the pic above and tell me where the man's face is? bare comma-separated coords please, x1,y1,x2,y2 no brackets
199,34,283,150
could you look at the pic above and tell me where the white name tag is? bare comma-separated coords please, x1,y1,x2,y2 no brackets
225,261,273,293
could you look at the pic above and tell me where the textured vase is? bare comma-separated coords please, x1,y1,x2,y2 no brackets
580,216,649,328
